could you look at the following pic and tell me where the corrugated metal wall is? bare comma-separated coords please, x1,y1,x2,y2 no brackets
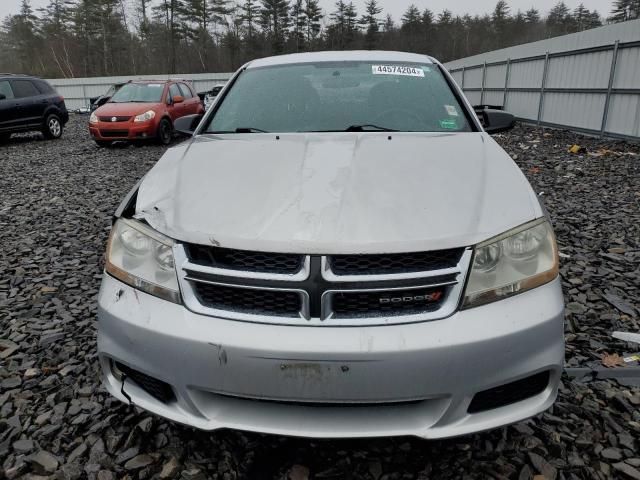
47,72,233,110
446,19,640,140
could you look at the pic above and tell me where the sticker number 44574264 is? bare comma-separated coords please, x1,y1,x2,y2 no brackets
372,65,425,77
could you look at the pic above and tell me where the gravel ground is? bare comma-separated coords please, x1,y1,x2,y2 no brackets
1,116,639,480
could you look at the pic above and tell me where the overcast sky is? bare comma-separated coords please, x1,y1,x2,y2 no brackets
0,0,614,24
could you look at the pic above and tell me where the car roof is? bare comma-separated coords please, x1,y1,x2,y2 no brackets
0,73,36,80
246,51,437,69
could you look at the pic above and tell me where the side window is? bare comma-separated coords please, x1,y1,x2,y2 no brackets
168,84,182,101
11,80,41,98
34,80,54,94
0,80,14,99
178,83,193,98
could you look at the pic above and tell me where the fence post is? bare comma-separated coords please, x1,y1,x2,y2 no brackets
503,58,511,109
480,61,487,105
537,52,550,126
601,40,620,138
82,83,87,109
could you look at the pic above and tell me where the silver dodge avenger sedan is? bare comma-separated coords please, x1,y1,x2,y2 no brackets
98,51,564,439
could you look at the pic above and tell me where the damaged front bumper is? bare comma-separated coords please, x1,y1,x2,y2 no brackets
97,273,564,439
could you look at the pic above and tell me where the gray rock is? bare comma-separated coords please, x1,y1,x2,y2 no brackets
613,462,640,480
97,470,115,480
528,452,557,480
115,447,139,465
13,438,34,453
28,450,59,474
159,457,181,479
602,447,624,461
124,454,154,470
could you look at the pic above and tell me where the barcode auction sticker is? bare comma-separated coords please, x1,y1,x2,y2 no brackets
372,65,425,77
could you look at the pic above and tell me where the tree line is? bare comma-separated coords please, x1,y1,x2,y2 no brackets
0,0,636,79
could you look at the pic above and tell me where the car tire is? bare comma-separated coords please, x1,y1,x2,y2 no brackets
42,114,63,139
156,118,173,145
95,140,112,148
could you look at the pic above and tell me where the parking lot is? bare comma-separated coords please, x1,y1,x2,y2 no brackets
1,115,639,479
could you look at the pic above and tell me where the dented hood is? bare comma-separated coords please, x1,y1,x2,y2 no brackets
136,133,542,254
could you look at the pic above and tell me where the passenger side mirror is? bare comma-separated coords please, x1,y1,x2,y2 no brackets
0,93,6,101
174,114,203,136
475,106,516,134
173,95,184,104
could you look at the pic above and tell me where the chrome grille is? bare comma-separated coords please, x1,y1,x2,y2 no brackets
176,245,472,327
328,249,464,275
185,244,303,275
330,285,449,318
193,282,303,317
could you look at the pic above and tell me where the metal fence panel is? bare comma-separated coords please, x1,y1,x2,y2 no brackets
463,67,484,88
445,20,640,140
542,92,607,131
613,46,640,89
505,91,541,119
485,64,507,88
606,94,640,137
546,50,612,89
508,60,546,89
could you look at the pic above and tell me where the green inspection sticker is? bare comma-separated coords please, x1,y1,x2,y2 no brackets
439,119,458,130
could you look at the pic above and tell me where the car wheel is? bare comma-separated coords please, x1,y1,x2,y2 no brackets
156,118,173,145
43,114,63,139
95,140,112,148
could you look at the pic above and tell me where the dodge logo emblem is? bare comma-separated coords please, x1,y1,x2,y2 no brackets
111,117,117,122
379,291,443,305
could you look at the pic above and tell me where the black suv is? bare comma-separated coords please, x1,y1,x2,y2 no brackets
0,74,69,142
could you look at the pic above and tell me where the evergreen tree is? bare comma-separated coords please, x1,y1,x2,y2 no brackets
304,0,322,47
290,0,305,51
609,0,640,21
260,0,289,53
360,0,382,49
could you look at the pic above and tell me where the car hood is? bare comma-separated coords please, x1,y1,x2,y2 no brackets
136,133,542,254
96,102,162,117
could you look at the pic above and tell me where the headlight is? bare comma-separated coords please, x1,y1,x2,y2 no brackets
462,219,559,308
89,112,98,124
134,110,156,123
105,219,181,304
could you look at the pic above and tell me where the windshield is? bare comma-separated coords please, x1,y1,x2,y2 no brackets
109,83,164,103
205,61,473,133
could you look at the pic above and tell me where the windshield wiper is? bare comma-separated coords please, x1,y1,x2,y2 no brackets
304,124,399,133
235,127,268,133
345,124,398,132
208,127,270,134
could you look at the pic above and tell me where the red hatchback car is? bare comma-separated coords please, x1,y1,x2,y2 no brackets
89,80,204,147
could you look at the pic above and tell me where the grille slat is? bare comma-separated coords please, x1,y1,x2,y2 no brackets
332,286,447,318
193,282,302,317
328,249,464,276
99,116,131,122
186,245,303,275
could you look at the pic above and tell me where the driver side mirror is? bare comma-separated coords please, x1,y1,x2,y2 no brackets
475,106,516,134
174,114,203,136
0,93,6,101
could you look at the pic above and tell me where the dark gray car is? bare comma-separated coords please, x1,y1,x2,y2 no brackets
0,74,69,142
